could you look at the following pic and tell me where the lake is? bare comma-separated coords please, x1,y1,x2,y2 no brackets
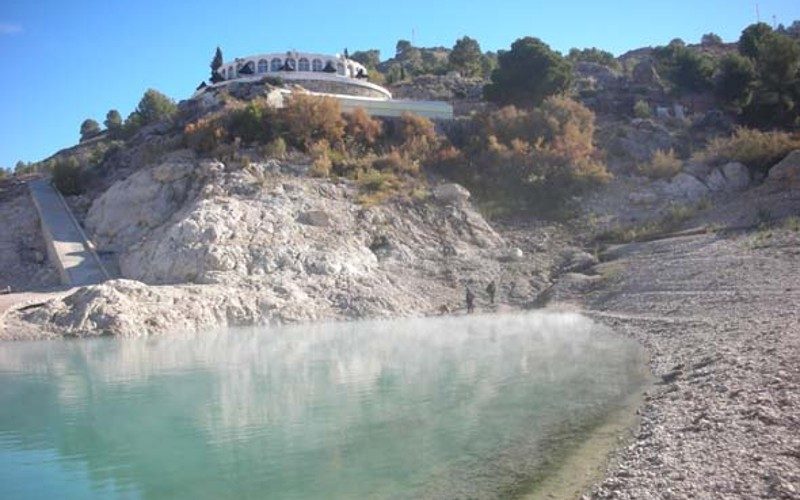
0,312,647,499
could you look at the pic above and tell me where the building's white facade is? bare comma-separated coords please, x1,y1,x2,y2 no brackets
208,50,453,119
218,51,393,100
221,51,367,80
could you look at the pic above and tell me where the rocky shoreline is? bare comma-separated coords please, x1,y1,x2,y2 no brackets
577,200,800,497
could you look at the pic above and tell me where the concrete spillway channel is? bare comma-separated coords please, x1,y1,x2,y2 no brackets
28,179,109,287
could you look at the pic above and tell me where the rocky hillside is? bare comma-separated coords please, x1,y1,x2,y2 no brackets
4,145,578,339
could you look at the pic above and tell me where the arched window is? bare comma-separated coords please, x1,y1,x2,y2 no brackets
257,59,268,73
229,66,236,78
285,58,296,70
312,59,323,71
322,60,337,73
270,58,282,72
298,58,310,72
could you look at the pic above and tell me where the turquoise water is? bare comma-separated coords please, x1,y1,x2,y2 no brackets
0,312,646,499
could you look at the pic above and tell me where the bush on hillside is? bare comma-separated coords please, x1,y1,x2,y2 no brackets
693,127,800,172
262,137,287,159
441,96,609,211
184,117,227,153
52,157,83,195
282,94,345,150
392,112,439,160
639,149,682,179
227,98,280,144
343,107,383,151
633,99,652,118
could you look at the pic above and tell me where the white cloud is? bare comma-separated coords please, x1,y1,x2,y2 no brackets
0,23,23,35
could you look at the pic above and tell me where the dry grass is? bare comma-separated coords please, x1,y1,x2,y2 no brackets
597,204,696,243
638,149,682,179
692,127,800,172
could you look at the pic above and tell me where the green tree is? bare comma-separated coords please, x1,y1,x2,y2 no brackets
104,109,123,137
480,51,498,79
739,22,773,59
395,40,412,58
715,53,757,109
483,37,572,107
567,47,620,70
653,41,715,93
79,119,101,141
449,36,483,77
701,33,724,46
350,49,381,70
135,89,177,125
745,32,800,127
671,49,715,92
210,47,224,83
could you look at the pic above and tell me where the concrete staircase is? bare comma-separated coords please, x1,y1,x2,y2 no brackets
28,179,108,287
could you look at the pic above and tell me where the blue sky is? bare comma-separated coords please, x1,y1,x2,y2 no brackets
1,0,799,169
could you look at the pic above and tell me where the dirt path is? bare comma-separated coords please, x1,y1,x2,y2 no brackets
583,225,800,498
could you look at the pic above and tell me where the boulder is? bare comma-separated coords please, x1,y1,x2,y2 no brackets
706,168,728,192
299,210,332,227
768,150,800,188
562,249,599,274
433,183,471,205
683,161,713,178
499,247,524,262
663,173,710,202
721,162,750,190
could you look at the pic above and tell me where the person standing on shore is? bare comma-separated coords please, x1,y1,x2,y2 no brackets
465,287,475,314
486,281,496,305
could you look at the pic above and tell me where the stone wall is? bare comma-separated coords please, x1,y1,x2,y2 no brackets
291,79,388,99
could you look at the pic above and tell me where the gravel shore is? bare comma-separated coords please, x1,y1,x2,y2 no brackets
582,222,800,498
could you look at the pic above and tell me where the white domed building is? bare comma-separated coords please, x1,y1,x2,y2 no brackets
205,50,452,119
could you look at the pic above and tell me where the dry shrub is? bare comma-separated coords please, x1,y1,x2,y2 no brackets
395,112,439,160
262,137,287,159
453,96,610,211
371,150,420,175
184,117,227,153
344,107,383,149
309,139,333,177
356,168,403,205
282,93,344,150
693,127,800,173
639,149,682,179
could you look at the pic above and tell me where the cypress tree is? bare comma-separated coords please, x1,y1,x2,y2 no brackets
210,47,224,83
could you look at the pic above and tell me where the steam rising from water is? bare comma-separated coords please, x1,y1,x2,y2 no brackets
0,312,647,499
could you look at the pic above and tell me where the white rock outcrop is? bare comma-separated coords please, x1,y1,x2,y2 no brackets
433,183,471,205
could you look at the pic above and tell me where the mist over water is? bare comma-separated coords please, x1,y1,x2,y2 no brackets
0,312,647,499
